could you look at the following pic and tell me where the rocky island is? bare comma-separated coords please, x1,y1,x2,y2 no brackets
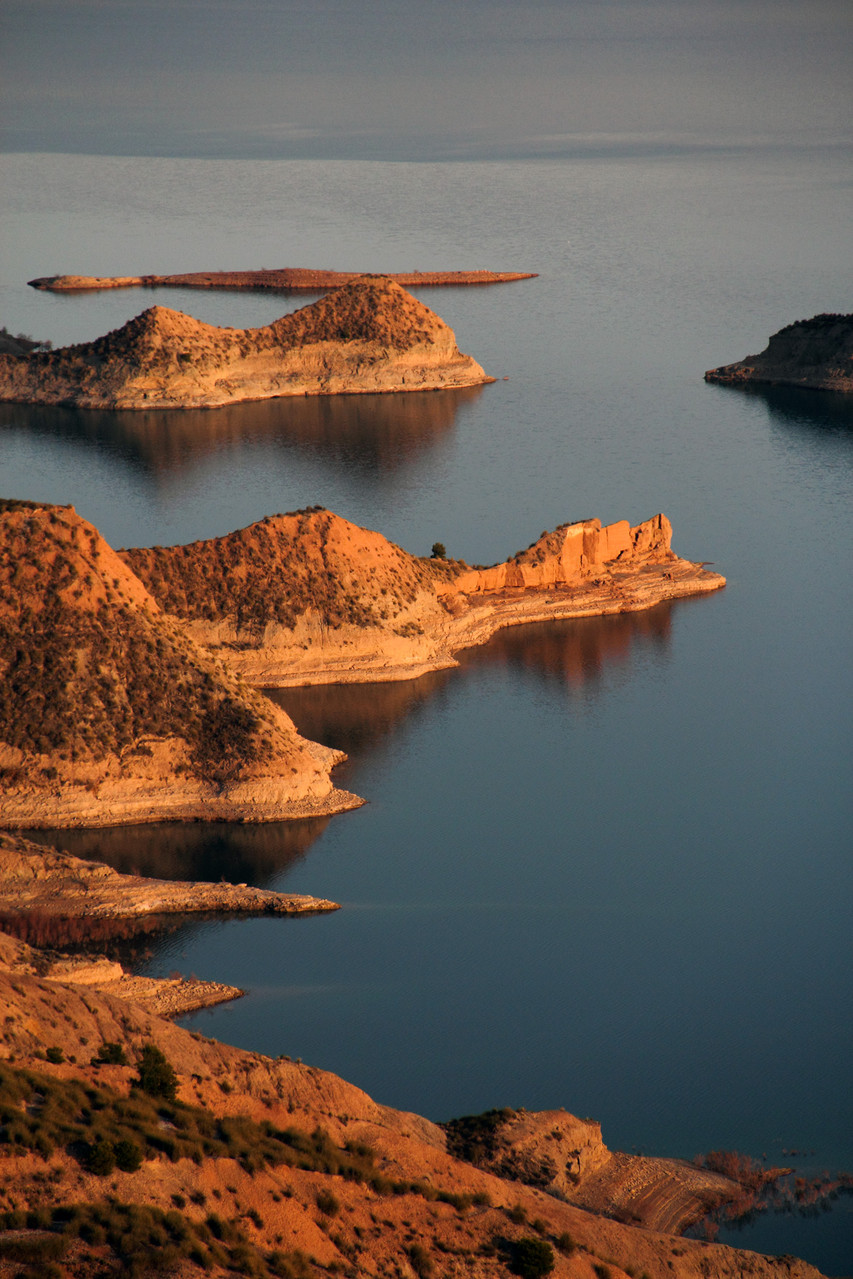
0,277,491,410
29,267,537,292
0,500,723,829
705,312,853,392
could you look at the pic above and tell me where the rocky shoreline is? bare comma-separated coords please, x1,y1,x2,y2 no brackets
0,832,339,925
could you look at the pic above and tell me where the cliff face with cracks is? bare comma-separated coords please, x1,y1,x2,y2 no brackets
705,312,853,393
123,508,725,687
0,276,491,409
0,501,361,829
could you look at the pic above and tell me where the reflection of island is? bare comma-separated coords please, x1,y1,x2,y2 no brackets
267,606,680,771
708,380,853,435
267,670,453,762
23,815,332,887
0,383,482,481
457,600,675,688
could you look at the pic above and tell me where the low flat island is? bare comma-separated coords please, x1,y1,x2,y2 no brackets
28,267,537,292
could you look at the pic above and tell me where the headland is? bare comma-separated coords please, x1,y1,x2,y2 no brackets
705,312,853,393
0,500,723,830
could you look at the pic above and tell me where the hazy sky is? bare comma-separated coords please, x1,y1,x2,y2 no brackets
2,0,851,158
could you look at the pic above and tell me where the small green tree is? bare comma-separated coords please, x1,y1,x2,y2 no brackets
135,1044,178,1101
430,542,447,560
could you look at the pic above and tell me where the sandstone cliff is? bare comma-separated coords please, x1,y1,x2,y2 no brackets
705,312,853,392
0,957,826,1278
0,277,491,409
122,508,725,687
0,501,361,829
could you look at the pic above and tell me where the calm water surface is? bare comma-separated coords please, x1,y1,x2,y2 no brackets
4,149,852,1271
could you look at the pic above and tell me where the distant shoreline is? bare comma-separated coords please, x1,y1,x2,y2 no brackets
28,267,538,293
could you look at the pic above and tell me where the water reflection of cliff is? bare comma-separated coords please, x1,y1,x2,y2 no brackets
24,817,330,887
457,604,676,688
0,384,483,482
267,670,454,762
25,607,681,886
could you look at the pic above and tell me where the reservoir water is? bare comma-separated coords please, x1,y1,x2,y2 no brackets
2,147,852,1272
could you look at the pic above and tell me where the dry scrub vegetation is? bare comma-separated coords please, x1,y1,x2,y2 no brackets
0,502,282,784
123,508,460,644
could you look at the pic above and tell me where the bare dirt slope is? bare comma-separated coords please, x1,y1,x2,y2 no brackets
0,501,360,829
0,277,491,409
705,312,853,392
0,960,826,1279
122,508,726,686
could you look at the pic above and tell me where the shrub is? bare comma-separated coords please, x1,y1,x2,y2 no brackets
507,1236,555,1277
135,1044,178,1100
407,1242,434,1277
315,1189,340,1217
430,542,447,559
45,1046,64,1064
114,1138,143,1172
93,1042,127,1066
85,1138,116,1176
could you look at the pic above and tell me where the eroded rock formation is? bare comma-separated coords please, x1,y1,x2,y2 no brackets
123,508,725,687
0,276,491,409
705,312,853,392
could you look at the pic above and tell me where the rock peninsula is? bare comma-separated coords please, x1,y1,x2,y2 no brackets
0,276,491,410
705,312,853,392
0,499,722,829
122,508,726,687
29,267,537,292
0,500,362,829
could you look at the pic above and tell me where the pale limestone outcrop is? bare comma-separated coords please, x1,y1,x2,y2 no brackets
705,312,853,392
0,277,491,409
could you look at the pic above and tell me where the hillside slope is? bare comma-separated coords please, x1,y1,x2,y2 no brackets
0,501,360,828
0,939,826,1279
0,277,491,409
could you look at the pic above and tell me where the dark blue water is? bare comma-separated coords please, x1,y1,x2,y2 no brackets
4,149,852,1272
